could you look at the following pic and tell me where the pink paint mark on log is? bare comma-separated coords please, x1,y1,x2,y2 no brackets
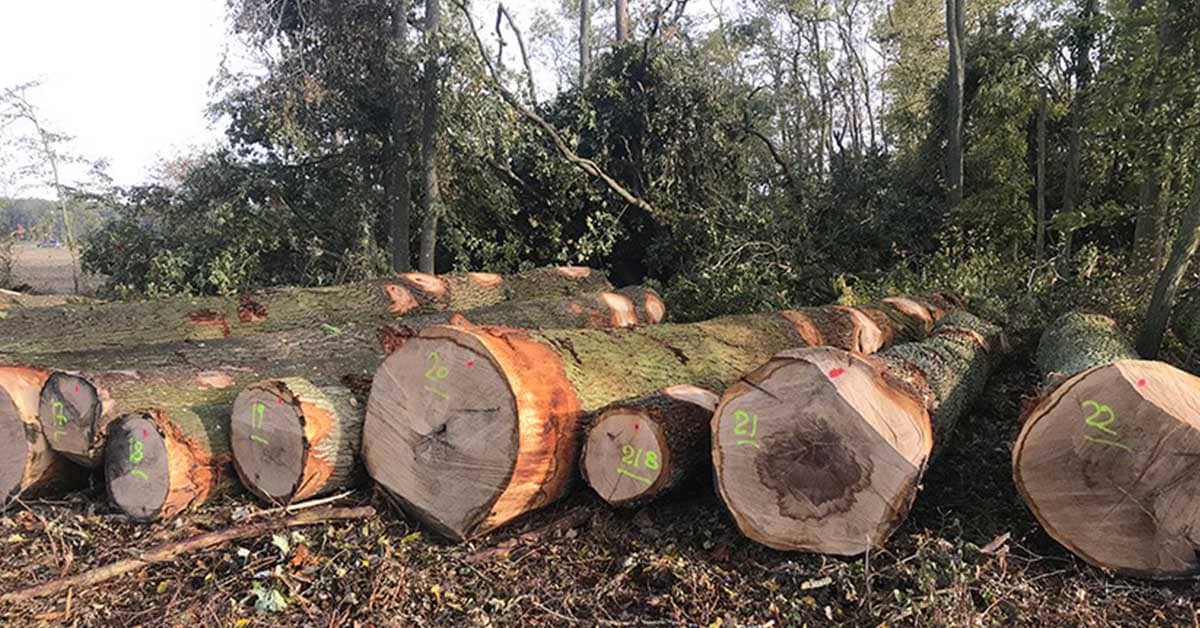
1137,379,1147,388
277,397,284,405
829,368,845,379
466,361,474,367
142,429,148,439
74,384,79,393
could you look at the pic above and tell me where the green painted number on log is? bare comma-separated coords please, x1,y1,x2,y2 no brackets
733,409,760,448
425,352,449,381
249,402,270,445
1080,400,1131,452
128,437,144,465
619,445,661,471
52,400,68,426
644,451,659,470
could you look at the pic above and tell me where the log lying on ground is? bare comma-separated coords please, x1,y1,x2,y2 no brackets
712,311,1003,555
0,366,82,506
0,266,610,354
580,385,718,507
35,287,662,468
362,293,961,540
0,289,98,309
230,377,365,504
1014,311,1200,579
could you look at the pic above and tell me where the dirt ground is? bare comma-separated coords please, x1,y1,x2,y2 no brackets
1,332,1199,627
8,243,104,295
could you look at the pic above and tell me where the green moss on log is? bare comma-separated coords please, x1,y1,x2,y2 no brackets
1036,312,1138,379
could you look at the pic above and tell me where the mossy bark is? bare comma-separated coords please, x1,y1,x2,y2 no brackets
1037,311,1138,381
0,267,611,355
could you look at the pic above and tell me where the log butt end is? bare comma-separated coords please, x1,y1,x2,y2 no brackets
0,386,28,502
105,412,171,521
37,372,103,467
582,408,670,506
1014,359,1200,579
231,384,307,504
712,348,929,555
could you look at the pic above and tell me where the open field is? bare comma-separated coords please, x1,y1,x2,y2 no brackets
8,243,104,296
1,329,1198,626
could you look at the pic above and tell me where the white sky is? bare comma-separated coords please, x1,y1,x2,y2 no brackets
1,0,230,195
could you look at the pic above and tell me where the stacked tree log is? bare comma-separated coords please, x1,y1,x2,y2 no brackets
0,266,611,354
362,293,963,540
711,311,1003,555
1013,311,1200,579
0,366,83,506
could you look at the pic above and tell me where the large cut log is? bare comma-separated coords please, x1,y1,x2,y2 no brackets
35,287,662,468
362,293,962,540
0,366,82,506
0,266,610,354
711,311,1003,555
580,385,718,507
230,378,365,504
1014,311,1200,579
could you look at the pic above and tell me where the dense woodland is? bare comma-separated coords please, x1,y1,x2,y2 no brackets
38,0,1190,340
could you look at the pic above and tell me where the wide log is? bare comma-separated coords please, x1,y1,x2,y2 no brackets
1014,311,1200,579
0,366,82,506
0,266,610,354
362,293,960,540
711,311,1003,555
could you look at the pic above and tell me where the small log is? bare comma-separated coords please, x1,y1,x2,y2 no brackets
0,266,611,354
1014,311,1200,579
230,378,364,504
0,366,82,506
580,385,718,507
711,312,1003,555
363,293,959,540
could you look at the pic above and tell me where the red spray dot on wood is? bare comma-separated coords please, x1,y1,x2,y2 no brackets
634,424,639,430
142,429,148,439
1137,379,1147,388
74,384,79,393
829,368,845,379
277,397,283,405
466,361,474,367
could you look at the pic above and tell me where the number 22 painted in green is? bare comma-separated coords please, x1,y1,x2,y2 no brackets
1080,400,1131,452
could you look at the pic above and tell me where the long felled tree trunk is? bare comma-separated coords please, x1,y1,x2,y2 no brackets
711,312,1003,555
1015,311,1200,579
362,293,963,540
1,366,83,507
230,286,667,505
0,267,610,355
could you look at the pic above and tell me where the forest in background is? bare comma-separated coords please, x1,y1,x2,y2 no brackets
11,0,1200,338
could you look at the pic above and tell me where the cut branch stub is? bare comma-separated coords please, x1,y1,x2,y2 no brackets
581,385,718,507
104,409,228,522
37,372,106,467
1015,312,1200,579
1,366,82,506
712,312,1002,555
230,378,364,504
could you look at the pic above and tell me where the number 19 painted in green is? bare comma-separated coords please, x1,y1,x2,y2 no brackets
249,402,269,445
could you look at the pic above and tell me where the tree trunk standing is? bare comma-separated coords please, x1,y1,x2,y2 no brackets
389,0,414,273
1015,312,1200,579
615,0,630,42
579,0,590,84
1036,86,1047,259
417,0,443,274
711,312,1003,555
1137,161,1200,358
1058,0,1098,269
945,0,965,211
362,294,962,540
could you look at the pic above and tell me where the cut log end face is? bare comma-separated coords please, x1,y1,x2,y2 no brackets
712,349,929,556
105,413,170,521
555,266,591,279
400,272,448,297
599,292,638,327
0,386,28,502
643,293,666,324
583,409,669,506
384,284,419,315
231,386,307,503
37,373,100,464
1015,360,1200,578
363,331,518,540
466,272,504,288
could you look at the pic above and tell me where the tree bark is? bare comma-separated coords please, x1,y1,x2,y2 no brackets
945,0,965,210
1137,162,1200,357
417,0,443,274
0,366,83,507
0,267,611,355
711,312,1002,555
1058,0,1098,269
231,377,365,505
1170,287,1200,351
1036,86,1048,259
389,0,414,272
615,0,630,43
362,293,962,540
579,0,591,84
1015,311,1200,579
580,385,718,507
